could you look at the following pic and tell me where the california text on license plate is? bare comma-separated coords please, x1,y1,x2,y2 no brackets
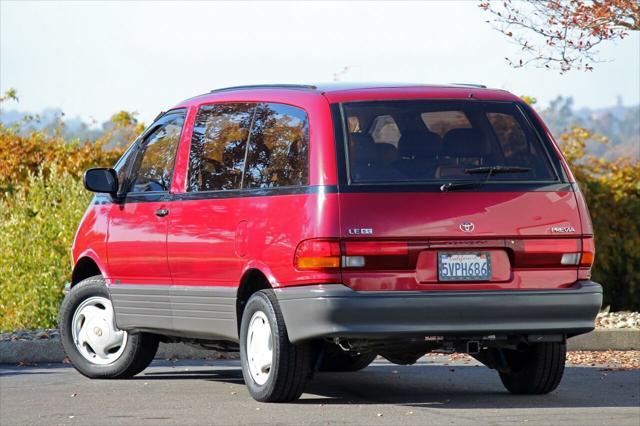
438,252,491,281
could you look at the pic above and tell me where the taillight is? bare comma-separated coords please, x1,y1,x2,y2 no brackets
517,238,580,267
580,236,595,267
294,239,341,270
343,241,411,269
294,239,415,270
515,237,595,268
578,236,595,279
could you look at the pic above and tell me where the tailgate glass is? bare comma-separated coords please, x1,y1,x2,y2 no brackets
341,100,558,185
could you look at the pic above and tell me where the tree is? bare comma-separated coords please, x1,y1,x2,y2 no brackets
479,0,640,73
0,89,135,193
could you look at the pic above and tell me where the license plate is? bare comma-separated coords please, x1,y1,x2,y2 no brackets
438,252,491,281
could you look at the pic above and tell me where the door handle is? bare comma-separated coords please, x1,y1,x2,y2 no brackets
155,208,169,217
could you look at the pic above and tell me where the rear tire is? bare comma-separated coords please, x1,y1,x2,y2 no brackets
240,290,314,402
59,276,159,379
319,345,377,372
498,342,566,395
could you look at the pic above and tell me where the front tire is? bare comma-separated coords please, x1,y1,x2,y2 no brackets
498,342,566,395
59,276,159,379
240,290,314,402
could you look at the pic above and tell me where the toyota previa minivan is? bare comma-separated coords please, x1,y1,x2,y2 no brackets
60,83,602,402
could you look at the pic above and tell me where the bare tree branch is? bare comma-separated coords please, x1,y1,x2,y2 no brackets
479,0,639,73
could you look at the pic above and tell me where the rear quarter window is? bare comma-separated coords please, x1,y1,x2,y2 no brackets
243,103,309,188
188,103,254,192
187,102,309,192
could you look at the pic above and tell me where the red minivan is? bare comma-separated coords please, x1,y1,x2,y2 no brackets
60,83,602,402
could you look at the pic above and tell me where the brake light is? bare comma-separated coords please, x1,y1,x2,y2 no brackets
294,239,341,270
517,238,581,267
343,241,408,255
580,237,595,267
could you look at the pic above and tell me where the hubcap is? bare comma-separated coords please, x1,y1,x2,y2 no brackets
246,311,273,385
71,296,127,365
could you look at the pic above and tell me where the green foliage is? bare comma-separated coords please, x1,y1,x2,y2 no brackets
0,125,124,195
0,168,92,331
558,127,640,311
0,88,19,103
0,88,133,331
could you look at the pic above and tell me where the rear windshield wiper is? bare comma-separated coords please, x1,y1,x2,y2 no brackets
441,166,532,192
464,165,531,175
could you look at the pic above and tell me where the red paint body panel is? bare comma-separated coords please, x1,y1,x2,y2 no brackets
337,192,579,238
71,84,592,300
167,193,341,287
72,202,110,279
337,191,582,290
106,201,172,285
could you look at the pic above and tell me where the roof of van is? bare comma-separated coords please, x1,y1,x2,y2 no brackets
176,82,519,108
208,82,492,92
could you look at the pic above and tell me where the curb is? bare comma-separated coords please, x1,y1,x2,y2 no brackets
566,329,639,351
1,330,637,364
0,341,238,364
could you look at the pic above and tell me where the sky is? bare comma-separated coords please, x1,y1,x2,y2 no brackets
1,1,639,125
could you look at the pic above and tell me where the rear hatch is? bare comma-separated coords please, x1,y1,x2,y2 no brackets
334,99,592,291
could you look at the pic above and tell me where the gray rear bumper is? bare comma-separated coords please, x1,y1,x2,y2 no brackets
275,281,603,343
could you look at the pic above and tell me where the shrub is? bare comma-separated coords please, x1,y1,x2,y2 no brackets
0,168,91,331
0,124,124,195
558,127,640,310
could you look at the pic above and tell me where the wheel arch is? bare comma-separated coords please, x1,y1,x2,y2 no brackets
71,254,107,287
236,267,274,332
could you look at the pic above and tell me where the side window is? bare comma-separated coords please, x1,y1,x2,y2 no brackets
113,143,139,194
243,103,309,189
129,114,184,193
188,103,254,192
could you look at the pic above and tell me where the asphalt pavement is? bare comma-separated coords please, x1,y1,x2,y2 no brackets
1,356,639,425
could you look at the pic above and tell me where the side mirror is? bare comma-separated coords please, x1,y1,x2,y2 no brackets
83,168,118,195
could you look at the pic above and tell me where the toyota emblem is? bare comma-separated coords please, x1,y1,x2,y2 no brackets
459,221,475,232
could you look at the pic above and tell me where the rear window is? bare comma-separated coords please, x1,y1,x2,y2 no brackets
342,100,557,184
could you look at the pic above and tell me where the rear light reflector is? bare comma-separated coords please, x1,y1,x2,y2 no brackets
523,238,580,253
294,239,341,270
560,253,580,265
343,241,408,256
342,241,411,269
342,255,365,267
